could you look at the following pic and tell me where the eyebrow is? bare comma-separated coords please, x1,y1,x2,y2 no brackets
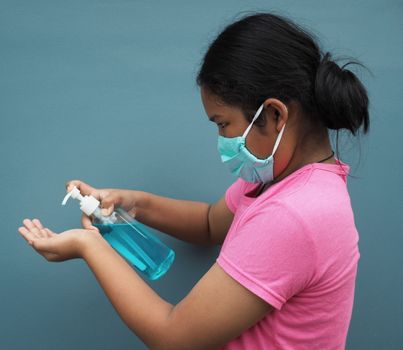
208,114,223,122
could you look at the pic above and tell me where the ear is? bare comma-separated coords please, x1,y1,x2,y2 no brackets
263,98,289,132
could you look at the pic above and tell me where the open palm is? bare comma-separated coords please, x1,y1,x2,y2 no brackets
18,218,99,262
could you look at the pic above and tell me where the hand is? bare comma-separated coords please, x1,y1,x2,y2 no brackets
65,180,139,231
18,218,101,262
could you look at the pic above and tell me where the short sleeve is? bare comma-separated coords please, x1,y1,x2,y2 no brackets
224,178,246,213
216,201,317,310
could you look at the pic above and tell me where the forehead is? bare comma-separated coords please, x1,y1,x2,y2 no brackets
201,87,225,109
200,87,238,120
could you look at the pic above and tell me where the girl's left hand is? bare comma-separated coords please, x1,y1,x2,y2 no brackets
18,218,101,262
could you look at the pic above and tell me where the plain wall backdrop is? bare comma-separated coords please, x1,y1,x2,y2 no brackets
1,0,402,349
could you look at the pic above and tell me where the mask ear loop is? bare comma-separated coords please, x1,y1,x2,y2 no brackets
271,122,287,156
242,103,265,138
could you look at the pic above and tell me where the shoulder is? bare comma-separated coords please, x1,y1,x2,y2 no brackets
280,161,352,219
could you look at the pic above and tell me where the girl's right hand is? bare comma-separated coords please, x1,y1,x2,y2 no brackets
65,180,138,231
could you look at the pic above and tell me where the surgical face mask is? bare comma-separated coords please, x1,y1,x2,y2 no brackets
217,103,286,184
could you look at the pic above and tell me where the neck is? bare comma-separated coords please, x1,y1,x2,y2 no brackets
271,132,335,186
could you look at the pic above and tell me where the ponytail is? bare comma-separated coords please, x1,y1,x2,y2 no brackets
314,52,370,135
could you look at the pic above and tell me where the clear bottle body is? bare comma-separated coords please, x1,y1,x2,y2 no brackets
92,207,175,280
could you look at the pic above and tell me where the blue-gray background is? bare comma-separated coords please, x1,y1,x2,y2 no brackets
1,1,402,349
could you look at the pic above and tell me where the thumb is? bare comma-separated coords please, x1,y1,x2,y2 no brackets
81,213,99,231
100,194,121,216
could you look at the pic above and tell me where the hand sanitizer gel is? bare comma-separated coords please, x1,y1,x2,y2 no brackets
62,186,175,280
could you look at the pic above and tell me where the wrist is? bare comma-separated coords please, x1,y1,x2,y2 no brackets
80,230,109,260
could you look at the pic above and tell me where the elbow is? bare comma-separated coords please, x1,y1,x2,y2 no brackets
142,310,178,350
144,312,190,350
146,328,219,350
150,341,221,350
146,336,178,350
125,305,178,350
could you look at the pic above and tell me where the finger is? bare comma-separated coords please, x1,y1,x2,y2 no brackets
128,208,137,219
44,228,56,238
37,228,47,239
32,219,56,238
32,219,47,238
23,218,36,230
81,213,99,231
22,219,41,239
101,206,114,216
100,194,122,215
66,180,95,195
41,227,55,236
18,227,35,245
32,218,44,230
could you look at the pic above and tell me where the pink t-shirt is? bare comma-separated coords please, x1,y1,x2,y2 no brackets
217,159,360,350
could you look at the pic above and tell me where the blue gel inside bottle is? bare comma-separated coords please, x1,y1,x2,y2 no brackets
94,220,175,281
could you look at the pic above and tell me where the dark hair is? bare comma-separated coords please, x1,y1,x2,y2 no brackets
196,12,371,163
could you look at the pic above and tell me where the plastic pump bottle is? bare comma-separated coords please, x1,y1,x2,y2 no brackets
62,186,175,280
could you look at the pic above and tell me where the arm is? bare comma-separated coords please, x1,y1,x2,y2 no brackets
82,235,273,350
131,191,234,246
82,237,173,348
19,214,272,350
66,180,233,247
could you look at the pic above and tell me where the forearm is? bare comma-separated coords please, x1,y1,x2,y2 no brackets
82,236,173,349
134,191,212,246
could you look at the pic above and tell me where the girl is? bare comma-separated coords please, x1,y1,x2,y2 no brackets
18,12,369,350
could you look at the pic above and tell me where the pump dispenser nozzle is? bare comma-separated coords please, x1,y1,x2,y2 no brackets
62,186,116,224
62,186,83,205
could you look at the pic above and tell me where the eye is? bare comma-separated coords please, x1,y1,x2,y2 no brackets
217,122,228,129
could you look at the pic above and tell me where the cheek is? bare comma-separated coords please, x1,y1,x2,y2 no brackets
245,131,274,159
224,123,249,138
